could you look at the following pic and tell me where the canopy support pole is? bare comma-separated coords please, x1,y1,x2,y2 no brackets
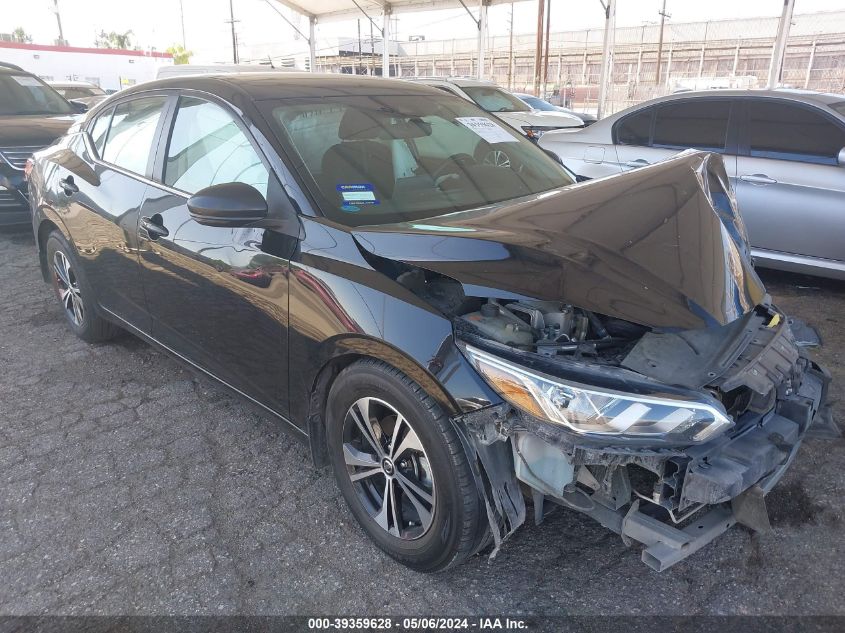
477,0,489,80
382,5,391,77
309,16,317,72
596,0,615,119
767,0,795,89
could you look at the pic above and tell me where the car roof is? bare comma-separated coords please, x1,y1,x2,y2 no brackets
0,63,27,74
405,76,496,88
118,72,449,101
611,88,845,119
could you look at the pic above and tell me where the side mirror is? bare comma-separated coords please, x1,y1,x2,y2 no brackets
69,99,89,113
187,182,268,227
838,147,845,167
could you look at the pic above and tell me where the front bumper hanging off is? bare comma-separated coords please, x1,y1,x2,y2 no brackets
457,356,829,572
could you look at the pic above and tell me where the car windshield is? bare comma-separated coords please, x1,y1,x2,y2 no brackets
520,96,557,111
0,74,74,115
461,86,530,113
264,93,573,227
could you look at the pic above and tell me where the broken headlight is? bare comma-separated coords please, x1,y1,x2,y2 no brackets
464,345,733,444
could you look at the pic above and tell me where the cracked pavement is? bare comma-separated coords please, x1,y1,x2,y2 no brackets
0,228,843,616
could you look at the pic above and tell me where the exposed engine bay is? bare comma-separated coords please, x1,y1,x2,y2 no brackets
459,299,631,357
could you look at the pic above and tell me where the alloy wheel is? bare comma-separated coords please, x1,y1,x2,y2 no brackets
342,397,436,540
53,250,84,326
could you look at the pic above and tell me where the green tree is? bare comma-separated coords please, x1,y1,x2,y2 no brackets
11,27,33,44
166,44,192,65
95,30,134,50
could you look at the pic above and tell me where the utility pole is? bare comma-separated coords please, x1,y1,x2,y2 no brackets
507,2,514,90
533,0,545,95
179,0,187,48
52,0,66,46
227,0,239,64
655,0,669,85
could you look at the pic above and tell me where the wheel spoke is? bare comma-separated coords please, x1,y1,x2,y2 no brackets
60,287,73,310
395,471,434,506
391,423,424,461
71,294,84,324
349,398,384,457
349,467,382,482
395,472,433,527
373,478,391,532
388,479,402,536
53,256,70,287
343,443,379,469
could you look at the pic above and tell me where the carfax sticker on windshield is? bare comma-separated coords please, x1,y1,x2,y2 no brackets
337,183,379,206
455,117,518,144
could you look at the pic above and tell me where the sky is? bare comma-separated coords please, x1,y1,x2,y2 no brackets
3,0,844,63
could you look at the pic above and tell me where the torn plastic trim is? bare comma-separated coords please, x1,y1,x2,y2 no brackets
453,405,526,557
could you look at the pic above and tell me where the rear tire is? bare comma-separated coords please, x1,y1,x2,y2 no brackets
45,231,119,343
326,359,486,572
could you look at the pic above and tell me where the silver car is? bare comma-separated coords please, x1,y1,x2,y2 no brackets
540,90,845,279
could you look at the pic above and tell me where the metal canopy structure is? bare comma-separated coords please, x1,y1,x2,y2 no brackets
271,0,532,79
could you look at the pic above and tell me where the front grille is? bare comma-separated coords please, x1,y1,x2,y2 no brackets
0,189,26,209
0,146,43,170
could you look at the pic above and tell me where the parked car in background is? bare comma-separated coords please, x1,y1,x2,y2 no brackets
540,89,845,279
406,77,583,142
514,93,597,126
49,81,108,109
28,73,828,573
0,63,77,226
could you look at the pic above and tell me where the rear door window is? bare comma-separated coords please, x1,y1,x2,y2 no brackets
102,96,167,176
653,100,730,151
747,100,845,165
616,108,652,145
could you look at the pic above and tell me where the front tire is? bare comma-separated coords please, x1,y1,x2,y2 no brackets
326,359,486,572
46,231,119,343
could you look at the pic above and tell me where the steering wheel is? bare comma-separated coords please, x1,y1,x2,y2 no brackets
431,153,477,182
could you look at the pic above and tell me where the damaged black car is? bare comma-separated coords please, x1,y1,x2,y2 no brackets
28,74,829,573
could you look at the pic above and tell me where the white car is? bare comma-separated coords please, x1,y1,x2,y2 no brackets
405,77,583,140
539,89,845,279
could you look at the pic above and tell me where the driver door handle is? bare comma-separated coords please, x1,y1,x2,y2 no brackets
625,159,649,169
140,215,169,240
740,173,777,185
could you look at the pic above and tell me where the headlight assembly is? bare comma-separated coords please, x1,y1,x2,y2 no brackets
463,345,733,444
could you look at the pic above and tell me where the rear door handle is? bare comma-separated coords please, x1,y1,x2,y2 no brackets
740,173,777,185
140,215,169,240
625,159,649,168
59,176,78,195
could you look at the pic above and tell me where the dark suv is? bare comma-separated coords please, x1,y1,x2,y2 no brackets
0,63,77,226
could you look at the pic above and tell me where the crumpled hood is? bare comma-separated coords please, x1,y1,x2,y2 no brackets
0,115,75,147
352,152,765,331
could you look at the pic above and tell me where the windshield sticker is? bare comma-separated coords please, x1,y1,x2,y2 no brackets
11,75,42,87
340,204,361,213
455,117,518,144
337,183,379,205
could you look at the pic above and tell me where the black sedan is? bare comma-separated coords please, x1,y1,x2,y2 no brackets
0,63,77,226
28,73,828,572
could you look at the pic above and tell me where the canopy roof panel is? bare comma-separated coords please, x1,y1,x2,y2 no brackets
273,0,529,22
